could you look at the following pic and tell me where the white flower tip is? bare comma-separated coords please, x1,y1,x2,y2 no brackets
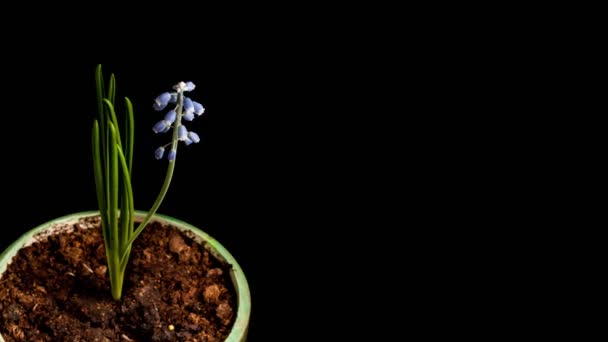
173,81,187,92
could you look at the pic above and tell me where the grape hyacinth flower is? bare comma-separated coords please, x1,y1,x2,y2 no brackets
153,92,172,111
154,146,165,160
193,101,205,116
168,149,176,161
152,81,205,161
188,131,201,143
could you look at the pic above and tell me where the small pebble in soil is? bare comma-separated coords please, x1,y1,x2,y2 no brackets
169,233,188,253
204,284,221,304
216,303,233,324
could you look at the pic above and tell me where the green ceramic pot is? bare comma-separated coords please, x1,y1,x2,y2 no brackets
0,211,250,342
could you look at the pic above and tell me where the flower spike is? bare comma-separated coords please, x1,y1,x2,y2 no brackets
153,81,205,161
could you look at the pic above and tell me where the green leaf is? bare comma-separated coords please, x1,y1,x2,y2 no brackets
103,99,123,149
125,97,134,174
118,147,134,252
92,120,109,250
95,65,105,118
109,73,116,107
109,122,119,255
96,65,107,165
108,122,124,300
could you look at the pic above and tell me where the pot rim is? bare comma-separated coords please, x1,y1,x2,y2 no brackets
0,210,250,342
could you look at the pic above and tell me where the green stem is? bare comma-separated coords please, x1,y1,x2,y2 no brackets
119,91,183,262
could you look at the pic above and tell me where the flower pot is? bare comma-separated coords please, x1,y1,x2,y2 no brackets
0,211,250,342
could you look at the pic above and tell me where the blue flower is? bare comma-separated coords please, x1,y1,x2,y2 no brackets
178,125,188,141
183,97,194,116
183,112,195,121
154,81,205,160
168,149,176,161
188,131,200,143
164,110,176,124
153,120,171,134
185,81,196,92
154,147,165,160
193,101,205,116
153,92,172,111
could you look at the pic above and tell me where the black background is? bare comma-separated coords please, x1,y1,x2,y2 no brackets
0,17,365,336
0,58,308,340
0,12,381,338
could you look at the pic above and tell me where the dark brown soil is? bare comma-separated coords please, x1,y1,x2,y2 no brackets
0,216,236,341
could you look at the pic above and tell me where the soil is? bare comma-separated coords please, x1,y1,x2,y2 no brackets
0,216,236,341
